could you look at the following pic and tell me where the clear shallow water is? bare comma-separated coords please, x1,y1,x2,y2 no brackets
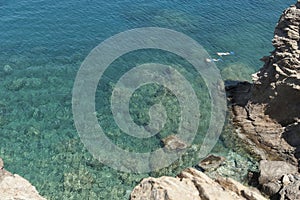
0,0,296,199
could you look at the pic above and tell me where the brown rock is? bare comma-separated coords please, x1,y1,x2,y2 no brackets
252,1,300,125
162,134,187,151
197,154,226,172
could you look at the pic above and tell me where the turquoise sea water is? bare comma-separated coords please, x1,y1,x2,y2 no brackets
0,0,296,199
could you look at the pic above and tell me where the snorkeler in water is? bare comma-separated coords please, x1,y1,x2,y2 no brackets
216,51,235,56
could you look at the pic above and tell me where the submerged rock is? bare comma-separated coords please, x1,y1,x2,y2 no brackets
5,78,42,91
221,63,255,82
3,64,13,74
279,177,300,200
162,134,187,152
197,154,226,172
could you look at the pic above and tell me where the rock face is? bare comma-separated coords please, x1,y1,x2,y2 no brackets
161,134,187,151
258,160,300,199
130,168,267,200
0,157,46,200
253,1,300,125
258,160,298,185
227,1,300,164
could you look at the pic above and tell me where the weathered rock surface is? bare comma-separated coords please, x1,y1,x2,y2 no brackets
197,154,226,172
258,160,298,185
0,157,46,200
130,168,267,200
227,1,300,165
162,134,187,152
258,160,300,199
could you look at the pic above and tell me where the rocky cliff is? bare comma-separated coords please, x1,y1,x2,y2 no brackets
131,1,300,200
228,0,300,165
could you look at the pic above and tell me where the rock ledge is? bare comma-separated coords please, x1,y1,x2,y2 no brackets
0,157,46,200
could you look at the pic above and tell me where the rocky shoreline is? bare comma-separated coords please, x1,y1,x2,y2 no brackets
1,1,299,200
227,0,300,165
130,1,300,200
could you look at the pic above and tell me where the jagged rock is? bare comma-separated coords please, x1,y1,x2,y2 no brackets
227,0,300,165
216,176,267,200
161,134,187,151
258,160,300,199
130,175,201,200
0,157,46,200
130,168,267,200
0,158,3,169
197,154,226,172
259,160,298,185
227,2,300,199
261,174,300,200
282,175,290,186
279,178,300,200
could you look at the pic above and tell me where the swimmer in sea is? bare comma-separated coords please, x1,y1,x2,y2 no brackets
206,58,223,63
216,51,235,56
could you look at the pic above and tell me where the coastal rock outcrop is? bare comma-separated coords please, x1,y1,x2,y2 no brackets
0,157,46,200
130,168,267,200
227,1,300,164
258,160,300,199
130,1,300,200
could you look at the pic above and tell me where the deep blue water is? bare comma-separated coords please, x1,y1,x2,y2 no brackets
0,0,296,199
0,0,295,70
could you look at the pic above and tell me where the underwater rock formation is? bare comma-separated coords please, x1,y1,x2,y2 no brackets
162,134,187,152
3,64,13,75
197,154,226,172
226,1,300,199
0,157,46,200
227,1,300,165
